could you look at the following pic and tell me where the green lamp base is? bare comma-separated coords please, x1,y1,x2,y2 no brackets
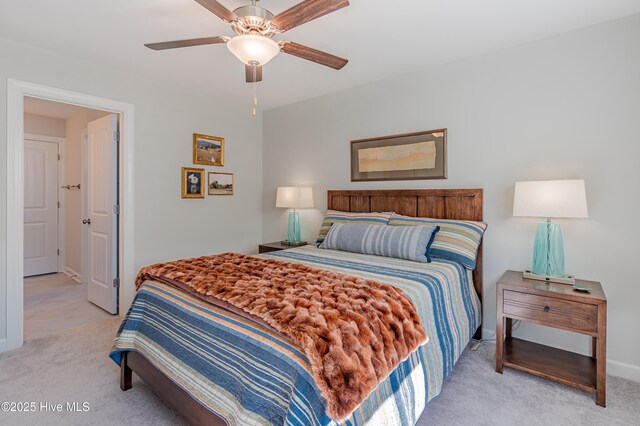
532,221,565,277
286,209,301,244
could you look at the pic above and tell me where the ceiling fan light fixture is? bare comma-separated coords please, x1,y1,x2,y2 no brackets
227,35,280,66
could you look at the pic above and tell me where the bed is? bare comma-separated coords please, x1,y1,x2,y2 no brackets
111,189,484,425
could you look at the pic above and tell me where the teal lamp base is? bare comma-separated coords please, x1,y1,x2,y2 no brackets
524,221,576,285
285,209,302,244
532,221,564,277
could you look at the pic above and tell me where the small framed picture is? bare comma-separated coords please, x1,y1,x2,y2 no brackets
193,133,224,166
182,167,205,198
208,172,234,196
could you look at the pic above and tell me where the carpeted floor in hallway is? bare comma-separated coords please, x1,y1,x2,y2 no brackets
24,273,113,341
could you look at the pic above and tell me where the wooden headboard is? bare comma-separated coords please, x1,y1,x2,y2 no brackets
327,189,483,339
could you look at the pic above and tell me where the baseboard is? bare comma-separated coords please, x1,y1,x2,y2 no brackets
477,327,640,383
608,359,640,383
481,327,495,340
470,327,497,341
0,338,7,353
64,266,82,283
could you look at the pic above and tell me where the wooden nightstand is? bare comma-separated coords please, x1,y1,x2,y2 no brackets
258,241,308,254
496,270,607,407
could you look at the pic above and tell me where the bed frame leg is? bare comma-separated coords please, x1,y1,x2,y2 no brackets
473,327,482,341
120,352,132,391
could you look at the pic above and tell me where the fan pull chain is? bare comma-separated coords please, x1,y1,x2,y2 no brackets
251,62,258,116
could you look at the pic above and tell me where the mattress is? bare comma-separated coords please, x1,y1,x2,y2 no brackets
110,245,481,425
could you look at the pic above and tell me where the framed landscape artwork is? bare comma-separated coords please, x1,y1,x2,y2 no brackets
193,133,224,166
208,172,234,196
182,167,205,198
350,129,447,181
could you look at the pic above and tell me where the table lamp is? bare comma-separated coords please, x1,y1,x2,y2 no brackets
513,179,588,285
276,187,314,246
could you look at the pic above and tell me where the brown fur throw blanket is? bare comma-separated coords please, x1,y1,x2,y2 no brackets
136,253,428,420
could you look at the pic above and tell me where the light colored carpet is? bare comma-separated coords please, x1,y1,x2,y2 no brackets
0,318,638,426
419,344,640,426
0,318,186,426
24,273,113,340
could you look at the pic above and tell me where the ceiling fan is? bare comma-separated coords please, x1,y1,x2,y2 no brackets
145,0,350,84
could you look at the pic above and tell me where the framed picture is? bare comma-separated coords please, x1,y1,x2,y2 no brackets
351,129,447,181
182,167,205,198
208,172,234,196
193,133,224,166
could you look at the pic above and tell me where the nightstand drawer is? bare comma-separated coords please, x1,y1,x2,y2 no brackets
503,290,597,334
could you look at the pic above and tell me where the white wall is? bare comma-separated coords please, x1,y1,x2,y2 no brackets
0,37,263,349
64,108,111,276
263,15,640,379
24,113,65,138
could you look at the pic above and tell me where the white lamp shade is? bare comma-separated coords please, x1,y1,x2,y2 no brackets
513,179,588,218
227,35,280,66
276,187,314,209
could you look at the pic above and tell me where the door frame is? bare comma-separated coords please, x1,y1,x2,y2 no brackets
81,128,88,285
5,79,135,352
23,133,66,275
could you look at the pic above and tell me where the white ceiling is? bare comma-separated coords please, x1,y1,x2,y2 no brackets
2,0,639,110
24,97,101,119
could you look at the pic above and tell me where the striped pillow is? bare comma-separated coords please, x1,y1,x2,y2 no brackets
315,210,392,245
389,214,487,270
319,223,439,263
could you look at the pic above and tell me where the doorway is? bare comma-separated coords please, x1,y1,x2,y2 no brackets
4,79,135,352
22,99,119,341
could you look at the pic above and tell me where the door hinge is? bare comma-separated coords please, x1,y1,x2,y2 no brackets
57,249,60,256
113,278,120,288
114,131,120,142
58,201,60,208
58,154,61,161
113,205,120,215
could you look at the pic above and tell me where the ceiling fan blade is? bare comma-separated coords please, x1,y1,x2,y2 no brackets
193,0,237,22
281,42,348,70
272,0,349,32
245,64,263,83
145,36,227,51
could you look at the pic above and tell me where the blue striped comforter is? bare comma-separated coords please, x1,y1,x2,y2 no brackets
110,246,480,425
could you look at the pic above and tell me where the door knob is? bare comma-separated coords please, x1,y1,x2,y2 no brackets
82,218,91,225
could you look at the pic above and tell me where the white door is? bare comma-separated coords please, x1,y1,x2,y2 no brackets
86,114,118,314
24,139,59,277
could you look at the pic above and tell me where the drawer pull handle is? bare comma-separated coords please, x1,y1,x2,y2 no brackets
544,306,550,313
